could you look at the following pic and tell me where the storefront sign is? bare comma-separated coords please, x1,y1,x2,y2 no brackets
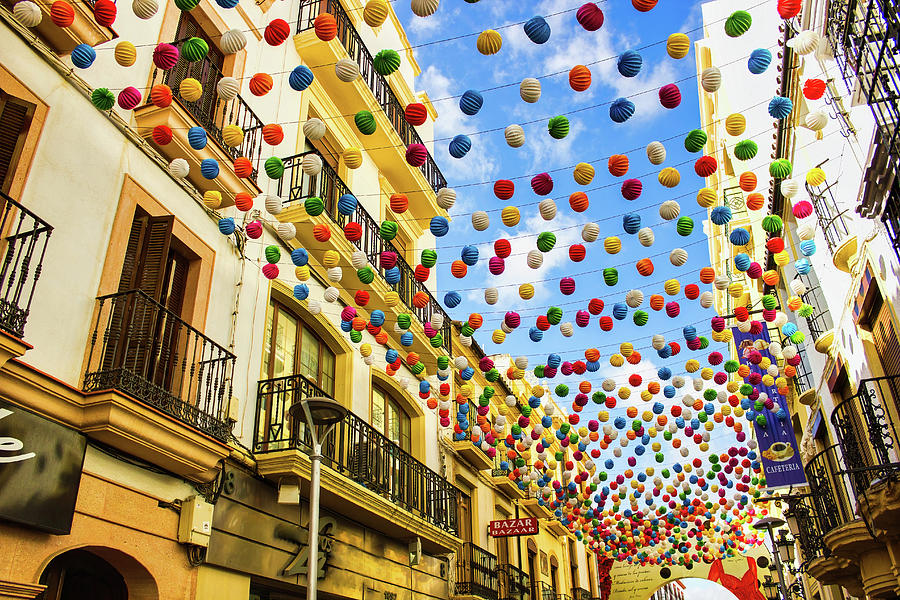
0,399,86,534
489,517,538,537
731,327,807,488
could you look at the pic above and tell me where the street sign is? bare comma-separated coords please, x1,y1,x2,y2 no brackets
489,517,539,537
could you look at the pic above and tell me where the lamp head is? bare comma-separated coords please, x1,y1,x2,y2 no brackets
288,395,348,428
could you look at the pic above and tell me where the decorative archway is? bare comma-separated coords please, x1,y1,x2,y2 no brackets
38,546,159,600
607,547,770,600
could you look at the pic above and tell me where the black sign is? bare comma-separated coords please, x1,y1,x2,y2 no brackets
0,399,87,534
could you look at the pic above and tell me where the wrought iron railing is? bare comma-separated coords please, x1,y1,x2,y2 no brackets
457,542,499,600
831,375,900,494
499,563,530,600
825,0,900,163
254,373,460,533
796,273,833,342
297,0,447,194
146,45,265,181
804,444,855,540
0,192,52,339
83,289,235,440
556,593,573,600
571,588,591,600
881,178,900,260
806,179,851,253
277,151,452,353
786,495,828,563
540,582,557,600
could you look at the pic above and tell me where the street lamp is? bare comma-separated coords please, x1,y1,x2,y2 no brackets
775,529,796,565
762,575,780,600
288,396,348,600
753,517,789,600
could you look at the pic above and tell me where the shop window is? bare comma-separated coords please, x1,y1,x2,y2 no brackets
372,384,411,452
0,90,35,194
263,301,336,396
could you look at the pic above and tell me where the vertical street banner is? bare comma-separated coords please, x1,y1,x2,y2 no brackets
731,327,807,488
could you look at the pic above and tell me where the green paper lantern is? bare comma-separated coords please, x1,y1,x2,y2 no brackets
354,110,377,135
633,310,648,326
704,389,717,401
484,386,495,399
265,156,285,179
421,249,437,268
521,406,532,417
725,10,752,37
734,139,758,161
762,214,783,233
798,304,814,318
761,294,778,310
537,231,556,252
397,313,412,329
603,268,618,286
349,330,363,343
485,368,499,382
769,158,793,179
548,115,570,139
547,306,563,325
174,0,200,10
755,414,768,427
592,391,605,404
534,365,544,378
460,323,474,336
380,220,398,240
430,334,443,348
410,361,425,374
264,245,281,264
699,336,709,349
740,383,753,395
676,216,694,236
357,267,375,284
374,48,401,76
91,87,115,110
555,384,569,397
790,330,806,344
684,129,708,153
724,360,739,373
437,355,449,370
182,37,209,62
304,196,325,216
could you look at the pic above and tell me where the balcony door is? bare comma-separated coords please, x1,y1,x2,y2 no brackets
0,90,35,195
457,491,472,543
171,12,226,129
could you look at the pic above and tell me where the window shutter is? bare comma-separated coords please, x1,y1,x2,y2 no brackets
0,93,35,194
133,215,175,303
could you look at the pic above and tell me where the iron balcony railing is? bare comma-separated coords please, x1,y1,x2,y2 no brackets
83,289,235,440
297,0,447,194
146,44,265,182
254,372,461,533
499,563,530,600
806,179,851,254
788,497,827,563
0,192,52,339
831,375,900,494
540,582,556,600
795,273,834,342
556,593,573,600
277,151,452,353
881,178,900,260
803,444,855,549
571,588,592,600
457,542,499,600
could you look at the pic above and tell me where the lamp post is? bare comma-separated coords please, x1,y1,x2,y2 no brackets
288,396,348,600
753,516,790,600
762,575,780,600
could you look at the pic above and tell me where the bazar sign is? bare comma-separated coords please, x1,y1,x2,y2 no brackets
489,517,538,537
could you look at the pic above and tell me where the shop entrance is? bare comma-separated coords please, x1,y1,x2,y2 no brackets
39,549,128,600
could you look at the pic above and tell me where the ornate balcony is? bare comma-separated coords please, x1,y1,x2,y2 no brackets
83,289,235,441
2,0,115,53
276,151,452,357
0,192,52,343
571,588,591,600
499,563,530,600
137,47,265,203
254,373,461,550
540,582,556,600
456,542,499,600
805,175,851,254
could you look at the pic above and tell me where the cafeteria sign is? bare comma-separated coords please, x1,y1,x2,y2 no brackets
489,518,538,538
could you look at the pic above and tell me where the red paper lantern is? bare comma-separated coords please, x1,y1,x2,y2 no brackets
599,316,613,331
262,123,284,146
234,157,253,178
777,0,801,19
494,179,515,200
389,193,408,213
803,78,826,100
632,0,658,11
569,244,586,262
264,18,291,46
405,102,428,126
694,155,717,177
636,258,654,276
406,144,427,167
234,192,253,211
50,1,74,27
576,2,604,31
93,0,116,26
344,222,362,241
494,238,511,258
766,237,785,253
684,284,700,300
699,267,715,284
658,83,682,109
588,298,604,314
313,224,331,242
314,13,337,41
151,125,173,146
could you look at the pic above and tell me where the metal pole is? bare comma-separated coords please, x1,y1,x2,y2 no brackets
307,440,322,600
766,526,790,600
515,502,523,573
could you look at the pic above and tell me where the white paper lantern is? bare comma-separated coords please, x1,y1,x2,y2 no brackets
638,227,655,247
327,267,342,282
774,312,789,328
335,58,360,82
454,356,468,370
436,187,456,210
501,322,512,333
323,287,340,302
277,222,296,241
714,275,730,290
520,78,541,103
168,158,189,178
672,376,684,388
646,141,666,165
626,289,644,308
789,30,821,55
693,378,704,391
782,345,798,360
790,279,808,296
217,77,240,101
659,200,680,220
472,210,489,231
351,250,367,269
505,124,525,148
459,334,472,347
265,194,282,215
769,341,783,357
13,1,42,26
301,153,323,176
582,222,599,242
538,198,557,221
602,379,616,392
363,355,374,365
797,221,816,240
303,118,326,141
308,300,322,314
805,110,828,131
701,66,721,93
132,0,158,19
737,320,752,333
670,248,688,266
699,291,713,308
560,323,574,337
484,287,499,304
431,313,444,330
515,356,528,369
527,249,543,269
652,334,666,350
221,28,247,54
781,179,800,198
681,394,694,406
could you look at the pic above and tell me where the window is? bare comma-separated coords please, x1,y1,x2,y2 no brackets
169,12,226,125
0,90,35,194
263,301,335,395
372,385,411,452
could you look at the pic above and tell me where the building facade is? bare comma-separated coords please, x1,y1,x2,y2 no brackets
0,1,602,600
648,581,685,600
696,1,900,599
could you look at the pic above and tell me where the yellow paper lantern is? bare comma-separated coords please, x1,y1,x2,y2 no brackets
323,250,340,268
501,206,520,227
734,407,745,418
762,374,775,387
344,147,363,169
295,265,310,281
701,367,713,380
459,383,472,397
618,387,631,400
363,0,389,27
641,390,652,402
492,329,506,344
658,167,681,188
728,282,744,298
180,77,203,102
685,359,700,372
699,442,709,452
726,381,740,393
604,236,622,254
719,329,733,343
360,343,372,357
666,33,690,59
704,421,714,431
519,283,534,299
114,41,137,67
222,124,245,147
610,354,624,367
476,29,502,55
774,251,790,266
619,342,634,357
697,188,716,207
385,291,400,307
574,162,595,185
203,190,222,209
724,113,746,136
722,405,732,416
598,411,609,422
664,279,680,296
806,167,826,186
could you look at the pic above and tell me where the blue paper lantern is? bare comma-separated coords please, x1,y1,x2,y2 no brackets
337,193,357,216
385,348,398,364
734,253,751,271
385,266,401,284
188,126,207,150
658,367,672,380
683,325,697,340
291,248,309,266
795,258,812,274
200,158,219,179
218,217,235,235
430,216,450,237
449,134,472,158
617,50,642,77
293,284,309,301
586,361,600,372
459,89,484,116
729,227,751,246
768,95,793,119
215,0,239,8
623,213,641,234
613,303,627,320
71,44,96,68
400,331,414,346
781,322,798,337
340,320,352,332
461,245,479,266
547,353,561,368
748,48,772,74
610,97,635,123
289,65,314,91
710,206,733,225
800,239,816,256
524,16,551,44
529,327,543,342
444,291,462,307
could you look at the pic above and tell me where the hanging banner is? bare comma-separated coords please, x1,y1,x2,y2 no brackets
731,326,807,488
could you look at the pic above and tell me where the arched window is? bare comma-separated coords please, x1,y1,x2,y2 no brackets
263,301,335,395
371,385,410,452
40,549,128,600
